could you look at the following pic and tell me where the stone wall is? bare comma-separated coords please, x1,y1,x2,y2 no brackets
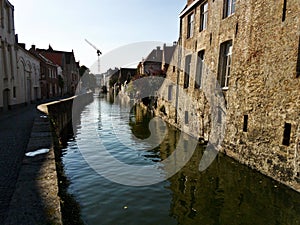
224,0,300,190
156,0,300,191
38,93,93,135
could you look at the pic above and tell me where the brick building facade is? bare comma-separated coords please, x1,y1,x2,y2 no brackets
34,46,80,96
29,45,60,99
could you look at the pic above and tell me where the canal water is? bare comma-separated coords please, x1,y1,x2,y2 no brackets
61,96,300,225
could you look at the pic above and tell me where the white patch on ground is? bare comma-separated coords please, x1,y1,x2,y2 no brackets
25,149,50,157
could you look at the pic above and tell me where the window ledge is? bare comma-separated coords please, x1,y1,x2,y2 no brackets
222,13,235,20
222,87,229,91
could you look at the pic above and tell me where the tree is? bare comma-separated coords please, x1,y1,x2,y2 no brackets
81,73,97,90
79,65,89,77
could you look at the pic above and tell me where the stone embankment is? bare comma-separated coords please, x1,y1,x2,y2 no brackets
5,93,93,225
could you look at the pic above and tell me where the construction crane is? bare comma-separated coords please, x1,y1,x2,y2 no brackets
85,39,102,74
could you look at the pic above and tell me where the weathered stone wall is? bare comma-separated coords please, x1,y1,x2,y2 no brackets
224,0,300,190
157,0,300,191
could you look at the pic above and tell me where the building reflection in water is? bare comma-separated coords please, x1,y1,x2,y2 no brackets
129,105,300,225
167,141,300,225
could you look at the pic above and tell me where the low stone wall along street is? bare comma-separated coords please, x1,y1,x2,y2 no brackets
38,93,94,135
32,93,93,224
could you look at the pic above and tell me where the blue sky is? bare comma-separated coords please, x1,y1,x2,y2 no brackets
10,0,185,72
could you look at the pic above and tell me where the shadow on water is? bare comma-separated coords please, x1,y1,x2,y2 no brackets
54,120,85,225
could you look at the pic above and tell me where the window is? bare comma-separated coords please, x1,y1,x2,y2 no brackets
168,85,173,101
297,36,300,78
223,0,236,18
235,22,239,36
0,1,3,28
6,6,11,33
173,66,176,73
195,50,205,89
217,107,224,123
243,115,248,132
200,1,208,31
282,123,291,146
218,41,232,89
185,111,189,124
187,13,194,38
2,42,8,78
13,87,16,98
282,0,287,22
184,55,192,89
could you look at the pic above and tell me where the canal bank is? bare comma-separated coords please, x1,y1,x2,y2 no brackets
4,93,93,225
37,93,93,225
4,114,62,225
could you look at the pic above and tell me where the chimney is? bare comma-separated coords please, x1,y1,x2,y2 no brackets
15,34,18,43
156,47,161,58
31,45,36,50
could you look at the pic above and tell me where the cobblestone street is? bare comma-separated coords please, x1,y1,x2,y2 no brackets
0,105,38,223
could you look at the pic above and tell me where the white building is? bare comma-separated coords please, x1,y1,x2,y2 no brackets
16,44,41,104
0,0,18,111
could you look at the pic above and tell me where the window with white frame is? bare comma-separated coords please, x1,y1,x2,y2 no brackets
187,13,194,38
200,1,208,31
223,0,236,18
218,40,232,89
195,50,205,89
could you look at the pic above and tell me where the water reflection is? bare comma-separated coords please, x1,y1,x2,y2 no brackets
61,97,300,225
169,146,300,225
